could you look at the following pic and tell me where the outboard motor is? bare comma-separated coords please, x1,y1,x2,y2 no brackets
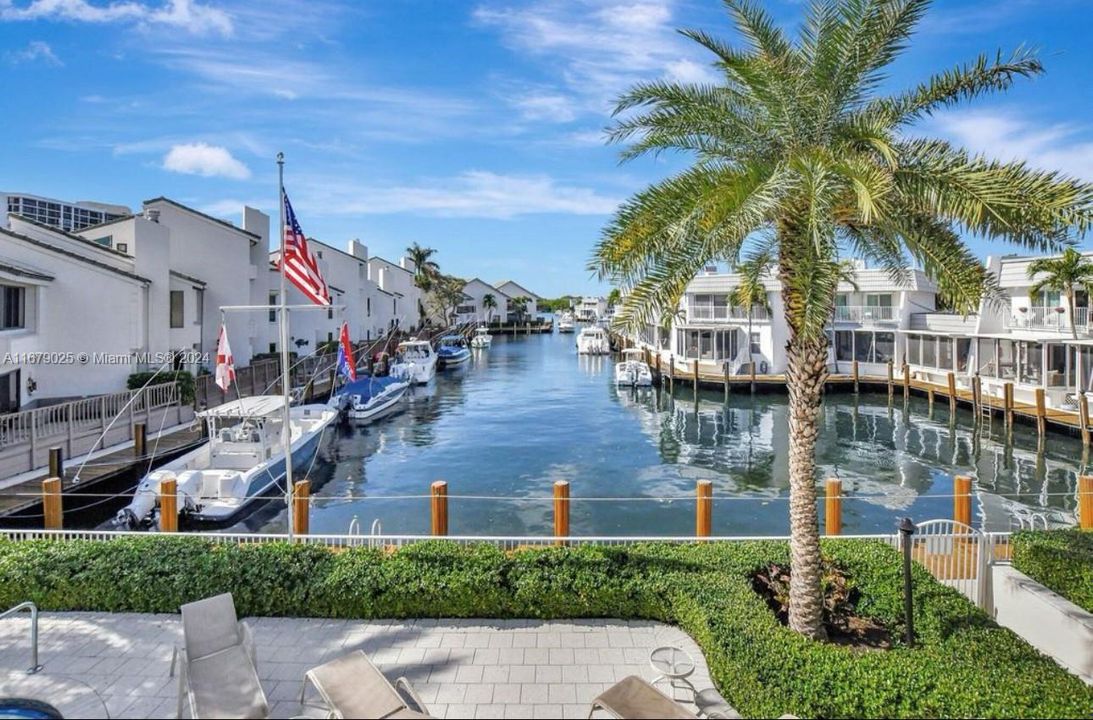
115,472,172,529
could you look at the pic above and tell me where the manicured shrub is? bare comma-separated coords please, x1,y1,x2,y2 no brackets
1,537,1089,718
127,371,195,405
1012,529,1093,613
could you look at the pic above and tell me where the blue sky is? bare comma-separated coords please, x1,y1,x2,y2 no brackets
1,0,1091,296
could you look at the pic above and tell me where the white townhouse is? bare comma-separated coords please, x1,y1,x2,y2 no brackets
494,281,541,322
906,251,1093,412
456,279,509,325
639,262,937,377
577,296,607,322
367,256,423,332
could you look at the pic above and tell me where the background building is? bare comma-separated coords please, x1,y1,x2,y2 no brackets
2,192,130,233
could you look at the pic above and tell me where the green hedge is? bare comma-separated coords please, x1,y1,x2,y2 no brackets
127,371,195,405
1,538,1089,718
1012,529,1093,613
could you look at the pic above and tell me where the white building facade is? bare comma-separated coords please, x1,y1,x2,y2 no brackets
494,281,540,322
368,256,422,332
456,279,509,325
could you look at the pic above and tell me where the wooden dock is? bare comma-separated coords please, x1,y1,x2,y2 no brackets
0,427,204,525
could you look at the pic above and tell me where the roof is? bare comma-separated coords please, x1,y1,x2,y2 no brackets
0,260,53,283
169,270,206,287
494,280,540,299
0,227,150,284
463,278,510,297
143,197,261,243
198,395,286,418
12,214,133,259
77,213,138,232
369,255,413,274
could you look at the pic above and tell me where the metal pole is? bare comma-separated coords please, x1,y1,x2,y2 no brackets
278,152,295,542
899,517,916,647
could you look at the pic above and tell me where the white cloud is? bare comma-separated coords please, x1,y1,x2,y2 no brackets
4,39,62,66
931,111,1093,182
0,0,233,36
513,92,579,122
665,58,718,85
162,143,251,179
300,171,620,219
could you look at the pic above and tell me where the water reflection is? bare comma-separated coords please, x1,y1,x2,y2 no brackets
230,332,1079,537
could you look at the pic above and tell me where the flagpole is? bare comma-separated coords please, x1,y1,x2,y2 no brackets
277,152,296,542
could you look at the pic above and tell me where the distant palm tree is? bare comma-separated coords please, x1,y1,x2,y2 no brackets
406,242,440,291
728,254,772,370
512,295,531,324
1027,247,1093,339
482,293,498,324
606,288,622,307
594,0,1092,639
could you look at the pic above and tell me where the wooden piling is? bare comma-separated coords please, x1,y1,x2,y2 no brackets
48,447,63,480
553,480,570,544
431,480,449,536
852,361,859,394
971,375,982,416
887,360,894,402
293,479,310,536
723,362,730,402
696,479,712,538
1004,382,1014,428
668,355,675,391
693,359,699,394
42,477,62,530
133,422,146,458
750,359,757,395
947,372,957,415
1079,475,1093,530
1080,394,1091,449
928,385,935,413
825,478,842,536
159,477,178,533
953,475,972,527
1035,387,1047,437
902,363,910,401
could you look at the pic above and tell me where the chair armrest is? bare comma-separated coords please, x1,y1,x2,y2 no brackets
239,620,258,669
394,676,429,714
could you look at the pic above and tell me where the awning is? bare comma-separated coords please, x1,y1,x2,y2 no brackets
198,395,287,418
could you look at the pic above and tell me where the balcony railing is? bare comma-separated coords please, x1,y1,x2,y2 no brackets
686,305,769,323
1005,306,1091,335
834,305,896,323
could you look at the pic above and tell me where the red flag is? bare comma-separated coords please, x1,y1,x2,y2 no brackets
215,324,236,392
337,322,356,381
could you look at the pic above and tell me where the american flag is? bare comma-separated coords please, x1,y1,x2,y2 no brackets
279,191,330,306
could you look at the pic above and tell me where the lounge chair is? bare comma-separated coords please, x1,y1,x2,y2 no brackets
300,649,432,719
171,593,269,719
589,675,698,719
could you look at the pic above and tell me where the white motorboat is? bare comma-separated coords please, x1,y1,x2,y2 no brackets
117,396,338,528
389,338,438,385
470,326,492,349
615,348,653,387
558,312,576,333
577,326,610,355
346,378,409,422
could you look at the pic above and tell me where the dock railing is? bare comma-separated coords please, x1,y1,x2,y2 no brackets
0,382,192,480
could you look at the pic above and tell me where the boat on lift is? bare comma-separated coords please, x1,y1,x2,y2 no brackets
116,396,338,528
576,326,610,355
558,312,576,333
615,348,653,387
344,376,409,422
470,326,492,349
389,338,438,384
437,335,472,367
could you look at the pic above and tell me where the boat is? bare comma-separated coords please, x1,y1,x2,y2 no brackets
437,335,472,367
389,338,438,384
116,396,338,528
577,326,610,355
615,348,653,387
470,326,492,349
345,376,409,422
558,312,576,333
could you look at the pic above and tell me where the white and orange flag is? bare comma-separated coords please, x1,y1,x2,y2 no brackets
215,324,236,392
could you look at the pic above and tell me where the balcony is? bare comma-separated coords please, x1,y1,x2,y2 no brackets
1005,306,1091,335
685,305,769,323
834,305,896,324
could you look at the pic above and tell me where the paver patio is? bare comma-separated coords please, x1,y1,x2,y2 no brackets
0,612,719,719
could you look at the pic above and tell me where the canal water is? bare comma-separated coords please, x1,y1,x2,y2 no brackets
227,330,1081,537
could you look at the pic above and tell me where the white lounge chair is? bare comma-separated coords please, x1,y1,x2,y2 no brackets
300,649,432,718
171,593,269,719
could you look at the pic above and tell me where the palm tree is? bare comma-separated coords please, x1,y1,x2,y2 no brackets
728,254,772,372
593,0,1092,640
406,242,440,292
512,295,531,323
483,293,498,324
607,288,622,308
1027,247,1093,339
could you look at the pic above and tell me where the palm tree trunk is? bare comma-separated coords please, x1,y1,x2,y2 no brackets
1068,290,1077,340
784,332,829,640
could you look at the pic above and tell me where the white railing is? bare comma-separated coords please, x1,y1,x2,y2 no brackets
686,305,769,323
833,305,897,323
1005,306,1091,334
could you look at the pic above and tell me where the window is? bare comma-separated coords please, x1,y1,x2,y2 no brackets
922,335,936,367
854,331,873,362
998,339,1017,379
367,297,371,317
1020,342,1043,385
269,293,277,322
907,334,920,366
116,243,128,253
835,330,854,361
0,286,25,330
749,332,761,355
874,332,895,363
91,234,112,247
194,289,204,326
269,342,277,354
938,338,953,370
956,338,971,372
169,291,184,328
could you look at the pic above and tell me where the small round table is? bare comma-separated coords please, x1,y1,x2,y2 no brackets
648,645,697,702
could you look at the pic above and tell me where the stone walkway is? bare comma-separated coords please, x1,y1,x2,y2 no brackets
0,612,717,719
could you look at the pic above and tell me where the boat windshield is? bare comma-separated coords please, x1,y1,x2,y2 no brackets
440,337,465,347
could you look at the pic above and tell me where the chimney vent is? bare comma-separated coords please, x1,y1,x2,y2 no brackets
145,209,160,223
